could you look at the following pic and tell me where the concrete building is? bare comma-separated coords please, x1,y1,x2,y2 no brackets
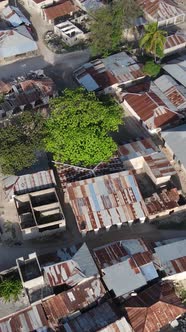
137,0,185,26
118,138,176,186
14,188,66,239
26,0,61,14
54,20,86,46
74,52,145,93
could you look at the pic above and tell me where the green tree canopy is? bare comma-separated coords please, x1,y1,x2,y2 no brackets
139,22,167,60
0,278,22,302
0,111,45,174
89,0,141,56
143,60,161,77
44,88,122,167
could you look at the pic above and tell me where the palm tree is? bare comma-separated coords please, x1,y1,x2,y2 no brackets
139,22,167,61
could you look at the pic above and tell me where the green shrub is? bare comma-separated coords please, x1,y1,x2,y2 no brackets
0,278,22,302
143,60,161,78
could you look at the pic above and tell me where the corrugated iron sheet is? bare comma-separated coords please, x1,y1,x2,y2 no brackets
93,242,128,269
43,260,86,287
118,138,158,159
44,0,77,20
137,0,184,21
171,256,186,273
143,152,176,178
145,188,179,214
99,317,133,332
123,92,179,130
125,301,186,332
66,171,148,232
0,304,48,332
42,277,106,324
61,302,118,332
75,52,144,91
165,34,186,50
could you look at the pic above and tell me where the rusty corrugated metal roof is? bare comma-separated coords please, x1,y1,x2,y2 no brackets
43,260,86,287
145,188,180,214
137,0,184,21
0,304,48,332
98,317,133,331
165,34,186,51
171,256,186,273
143,153,176,178
125,301,186,332
42,277,106,324
123,91,179,130
66,171,148,232
44,0,77,21
118,138,158,159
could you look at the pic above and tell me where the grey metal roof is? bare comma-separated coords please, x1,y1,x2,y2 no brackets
55,243,98,278
2,6,30,27
163,60,186,87
154,239,186,264
103,258,147,297
161,124,186,169
0,26,37,59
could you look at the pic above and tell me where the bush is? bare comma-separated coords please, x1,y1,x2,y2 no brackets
0,278,22,302
143,60,161,78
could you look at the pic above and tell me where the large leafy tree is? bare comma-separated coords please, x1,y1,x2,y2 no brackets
44,89,122,167
139,22,167,60
0,111,45,174
89,0,141,56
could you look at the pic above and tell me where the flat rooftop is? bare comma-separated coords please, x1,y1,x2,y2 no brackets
18,258,41,282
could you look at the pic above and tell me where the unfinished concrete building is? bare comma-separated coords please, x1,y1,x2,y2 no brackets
14,188,66,239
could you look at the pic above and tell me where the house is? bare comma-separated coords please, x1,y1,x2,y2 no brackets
66,170,149,234
0,26,37,62
123,281,186,332
54,20,86,46
164,33,186,55
42,276,106,324
122,90,180,134
163,57,186,88
161,124,186,172
118,138,176,185
14,187,66,239
154,75,186,111
42,0,78,24
137,0,185,26
93,239,158,298
0,303,49,332
0,74,57,119
74,52,145,93
153,239,186,278
3,169,56,200
1,5,31,27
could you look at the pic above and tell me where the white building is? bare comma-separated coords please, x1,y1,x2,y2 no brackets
54,20,86,46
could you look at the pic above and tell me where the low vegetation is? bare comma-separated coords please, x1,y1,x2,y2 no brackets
143,60,161,78
0,278,22,302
